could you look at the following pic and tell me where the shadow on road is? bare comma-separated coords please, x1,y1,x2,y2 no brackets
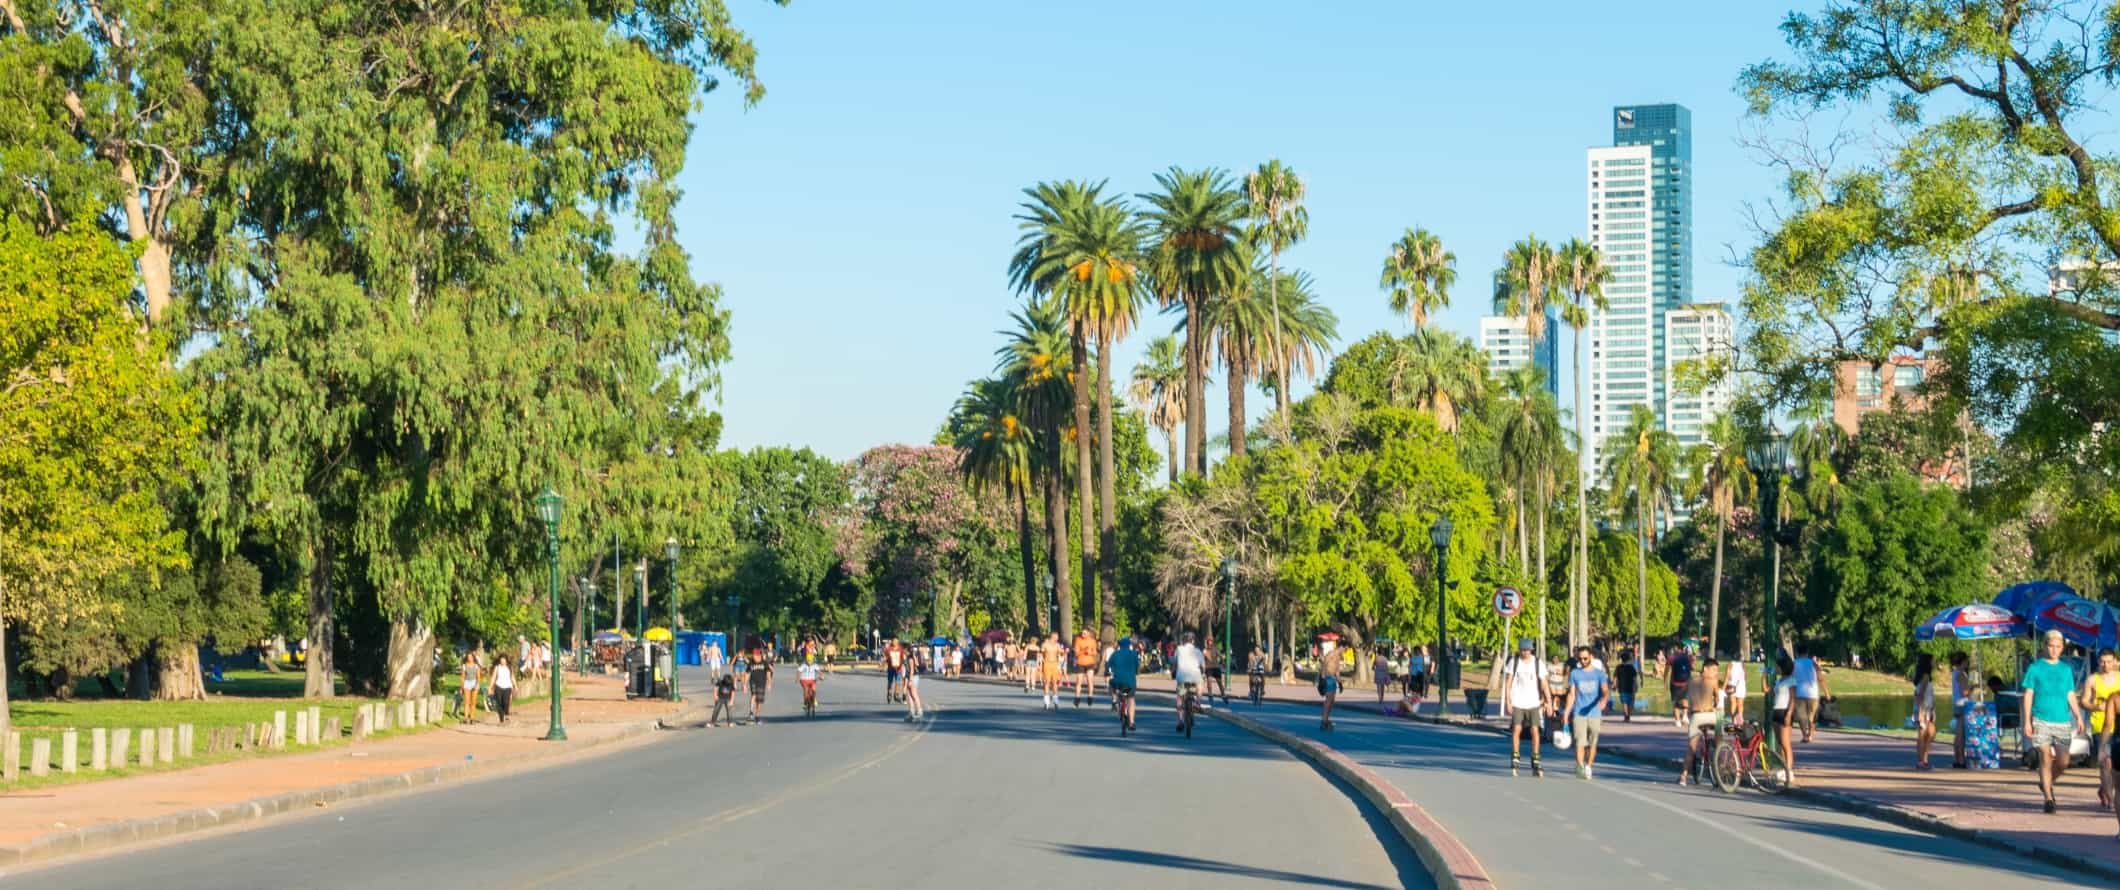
1040,843,1416,890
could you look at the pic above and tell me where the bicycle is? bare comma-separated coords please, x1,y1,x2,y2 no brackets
1248,669,1266,706
1178,681,1199,738
1711,720,1789,794
1115,685,1136,735
801,682,818,717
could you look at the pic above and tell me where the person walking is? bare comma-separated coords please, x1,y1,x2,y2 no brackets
903,650,925,721
1317,635,1344,731
1791,644,1828,743
1667,645,1694,717
1040,634,1066,710
491,654,515,725
1409,645,1429,701
710,671,737,727
1724,654,1749,725
1373,650,1393,705
1678,658,1723,786
884,639,906,703
703,640,724,683
1913,652,1938,770
1770,653,1799,787
1072,628,1100,707
1502,639,1549,776
747,645,774,725
1949,651,1972,769
2085,649,2120,810
1614,648,1639,722
1563,646,1611,779
459,649,483,724
2023,629,2086,814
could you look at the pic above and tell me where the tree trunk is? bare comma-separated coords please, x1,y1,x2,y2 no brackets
1516,490,1528,572
1227,357,1247,459
384,613,435,700
1635,497,1649,662
1165,425,1179,485
1537,479,1550,663
0,575,11,743
1096,340,1120,645
127,653,156,699
1574,326,1591,651
156,643,207,701
1185,299,1207,476
304,543,337,699
1017,485,1038,637
1269,247,1288,423
1072,321,1098,637
1045,465,1073,640
1709,514,1727,659
114,152,174,324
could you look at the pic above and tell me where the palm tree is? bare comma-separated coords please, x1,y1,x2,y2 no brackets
1605,404,1679,662
1010,181,1147,642
1787,420,1847,514
1688,414,1755,659
1557,239,1611,650
1129,335,1186,484
1255,268,1337,419
1397,327,1486,433
1498,236,1560,346
1141,168,1249,476
1246,159,1308,420
995,300,1076,638
1381,228,1457,329
1497,366,1565,659
950,377,1038,634
1203,265,1277,459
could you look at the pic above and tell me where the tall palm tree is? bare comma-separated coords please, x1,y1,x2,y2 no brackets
1246,159,1308,420
1605,404,1679,662
1128,335,1186,484
1381,228,1457,329
1499,236,1560,346
1397,327,1486,433
1557,239,1611,650
1688,414,1755,659
1010,182,1146,643
995,300,1076,638
1498,366,1565,659
1141,168,1249,477
950,377,1038,634
1254,268,1337,419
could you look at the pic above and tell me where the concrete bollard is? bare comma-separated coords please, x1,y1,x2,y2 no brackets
138,727,156,767
294,710,310,745
309,706,323,739
61,729,78,774
178,723,193,759
91,728,108,771
415,697,428,725
29,738,51,777
112,728,131,768
400,700,415,727
324,716,340,741
157,727,174,764
273,710,287,749
3,731,17,782
352,707,372,740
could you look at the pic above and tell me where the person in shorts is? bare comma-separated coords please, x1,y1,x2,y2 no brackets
2022,629,2085,814
1613,648,1639,722
884,640,905,703
747,646,773,725
1202,635,1226,705
1770,654,1798,784
1667,646,1694,714
797,659,821,713
1107,637,1141,730
1317,635,1344,731
1678,658,1723,786
710,671,737,726
1502,639,1549,776
1072,629,1100,707
1041,634,1066,710
1563,646,1610,779
1791,643,1827,742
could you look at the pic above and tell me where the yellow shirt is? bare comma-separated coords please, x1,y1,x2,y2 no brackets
2090,672,2120,734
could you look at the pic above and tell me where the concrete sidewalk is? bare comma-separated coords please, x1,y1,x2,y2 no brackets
1088,670,2120,878
0,672,696,867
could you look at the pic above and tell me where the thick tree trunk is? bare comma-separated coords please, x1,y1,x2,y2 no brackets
384,614,435,700
1045,467,1073,640
304,544,336,699
1096,341,1119,645
1017,486,1038,637
127,653,156,700
1185,300,1207,476
1709,517,1726,658
1226,357,1247,460
156,643,207,701
1072,322,1098,637
0,576,11,743
113,152,174,324
1164,428,1178,485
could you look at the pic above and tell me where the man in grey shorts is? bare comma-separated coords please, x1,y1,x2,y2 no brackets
1563,646,1611,779
1502,639,1551,777
2021,629,2087,813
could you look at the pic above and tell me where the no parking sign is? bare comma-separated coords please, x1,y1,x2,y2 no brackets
1492,586,1523,619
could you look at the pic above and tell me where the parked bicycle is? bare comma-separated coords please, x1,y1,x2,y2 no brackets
1178,681,1199,738
1711,720,1789,794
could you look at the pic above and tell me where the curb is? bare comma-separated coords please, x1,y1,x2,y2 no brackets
1202,707,1498,890
0,700,705,871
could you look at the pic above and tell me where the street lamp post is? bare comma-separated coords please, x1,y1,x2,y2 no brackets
726,593,742,652
533,488,567,741
1746,423,1791,756
1039,572,1055,637
578,575,594,678
665,537,680,702
1219,556,1237,668
1430,516,1454,722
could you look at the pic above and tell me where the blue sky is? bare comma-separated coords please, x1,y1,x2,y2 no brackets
678,1,1801,460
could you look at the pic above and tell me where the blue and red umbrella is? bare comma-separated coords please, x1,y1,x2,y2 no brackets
1993,580,2077,616
2028,596,2118,648
1914,603,2027,641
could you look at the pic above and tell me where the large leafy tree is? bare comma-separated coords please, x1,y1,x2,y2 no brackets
1245,159,1309,419
0,222,196,731
709,448,853,644
1556,239,1611,649
847,445,1014,641
1317,328,1484,432
1381,227,1457,329
1811,470,1989,671
1141,167,1248,477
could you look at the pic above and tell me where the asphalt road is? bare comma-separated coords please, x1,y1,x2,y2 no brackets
1233,695,2101,889
17,670,1426,890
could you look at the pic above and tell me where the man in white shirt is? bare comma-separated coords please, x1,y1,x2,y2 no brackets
1171,632,1206,731
1502,639,1551,777
1724,656,1749,723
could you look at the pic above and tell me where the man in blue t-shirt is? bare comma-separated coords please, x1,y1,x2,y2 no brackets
1107,637,1142,730
1562,646,1612,780
2022,628,2086,813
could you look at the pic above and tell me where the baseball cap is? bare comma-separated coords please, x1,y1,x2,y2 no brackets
1518,638,1535,651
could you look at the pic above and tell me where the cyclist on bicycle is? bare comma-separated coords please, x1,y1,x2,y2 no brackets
1677,658,1722,785
1172,632,1205,733
797,659,821,714
1248,643,1268,704
1108,637,1142,731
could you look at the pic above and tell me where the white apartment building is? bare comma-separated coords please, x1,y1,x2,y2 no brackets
1478,310,1560,398
1663,304,1734,450
1585,142,1657,479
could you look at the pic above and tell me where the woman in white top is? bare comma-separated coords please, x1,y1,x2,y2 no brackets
491,655,516,725
1912,653,1937,770
1770,654,1799,787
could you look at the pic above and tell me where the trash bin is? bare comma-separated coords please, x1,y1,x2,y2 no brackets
1439,654,1461,690
631,662,652,698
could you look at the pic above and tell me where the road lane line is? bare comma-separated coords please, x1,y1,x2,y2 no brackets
1591,781,1887,890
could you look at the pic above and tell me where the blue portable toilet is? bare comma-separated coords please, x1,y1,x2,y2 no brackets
674,631,725,666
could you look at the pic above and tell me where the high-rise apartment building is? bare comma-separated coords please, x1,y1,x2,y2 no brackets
1586,103,1693,478
1479,310,1560,398
1663,304,1733,450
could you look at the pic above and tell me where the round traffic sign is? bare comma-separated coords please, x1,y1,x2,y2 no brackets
1492,586,1523,618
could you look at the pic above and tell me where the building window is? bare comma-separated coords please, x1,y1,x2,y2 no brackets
1893,364,1923,390
1855,366,1883,397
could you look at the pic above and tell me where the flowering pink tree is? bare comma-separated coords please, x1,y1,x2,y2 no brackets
847,445,1016,637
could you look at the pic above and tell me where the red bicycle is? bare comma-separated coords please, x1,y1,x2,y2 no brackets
1711,720,1789,794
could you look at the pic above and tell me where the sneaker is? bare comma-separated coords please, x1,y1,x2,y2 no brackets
1511,757,1521,777
1533,760,1544,778
1576,764,1586,779
2044,798,2058,814
1585,765,1594,780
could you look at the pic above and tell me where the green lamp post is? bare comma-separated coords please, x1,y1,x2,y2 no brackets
1747,422,1792,753
1430,515,1453,722
726,593,741,652
578,575,594,678
665,536,680,702
1219,556,1237,669
534,487,567,741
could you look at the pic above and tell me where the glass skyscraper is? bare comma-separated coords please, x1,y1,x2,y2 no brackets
1585,103,1693,478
